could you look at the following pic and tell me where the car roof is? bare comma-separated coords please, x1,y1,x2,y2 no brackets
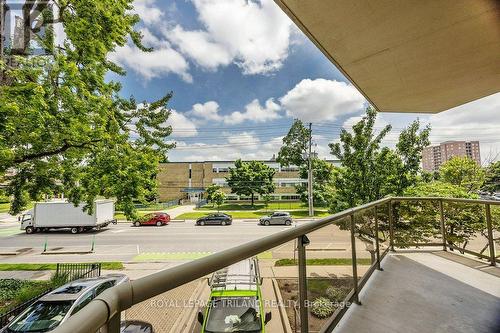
39,274,127,302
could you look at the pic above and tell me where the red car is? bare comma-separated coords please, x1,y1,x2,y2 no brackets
133,212,170,227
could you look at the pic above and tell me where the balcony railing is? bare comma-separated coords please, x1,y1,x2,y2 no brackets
52,197,499,333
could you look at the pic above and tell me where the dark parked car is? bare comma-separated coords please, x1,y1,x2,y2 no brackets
133,212,170,227
4,274,128,333
259,212,293,226
196,213,232,226
120,321,153,333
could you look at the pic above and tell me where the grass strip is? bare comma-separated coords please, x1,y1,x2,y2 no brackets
0,262,124,271
274,258,372,266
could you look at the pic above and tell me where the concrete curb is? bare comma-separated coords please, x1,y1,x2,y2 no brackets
0,252,18,256
41,250,93,255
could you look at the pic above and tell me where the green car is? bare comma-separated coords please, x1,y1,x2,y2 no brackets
198,257,272,333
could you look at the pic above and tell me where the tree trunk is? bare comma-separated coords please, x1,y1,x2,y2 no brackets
251,193,254,207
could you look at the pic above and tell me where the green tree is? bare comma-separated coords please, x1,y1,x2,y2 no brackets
277,119,311,167
262,194,272,212
440,157,485,193
206,184,222,207
328,107,432,212
226,160,276,206
394,120,431,194
0,0,173,219
212,190,226,212
328,106,392,210
482,161,500,193
296,159,337,207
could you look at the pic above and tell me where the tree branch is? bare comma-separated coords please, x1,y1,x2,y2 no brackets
13,139,101,163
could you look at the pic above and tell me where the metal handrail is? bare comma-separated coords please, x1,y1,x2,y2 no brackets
51,196,499,333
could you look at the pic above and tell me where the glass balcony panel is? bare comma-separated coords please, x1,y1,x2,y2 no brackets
305,217,354,332
395,199,442,248
442,201,487,262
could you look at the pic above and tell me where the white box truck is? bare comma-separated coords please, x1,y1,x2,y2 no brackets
20,200,117,234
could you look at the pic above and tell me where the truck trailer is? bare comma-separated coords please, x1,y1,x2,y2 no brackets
20,200,116,234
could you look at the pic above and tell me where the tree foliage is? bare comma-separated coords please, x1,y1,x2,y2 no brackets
482,161,500,193
439,157,485,193
401,181,485,252
226,160,275,206
296,159,337,207
0,0,174,219
277,119,310,167
206,184,222,204
329,106,393,210
211,190,226,212
394,120,431,194
328,107,431,212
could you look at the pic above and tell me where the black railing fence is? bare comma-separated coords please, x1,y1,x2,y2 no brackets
56,263,101,281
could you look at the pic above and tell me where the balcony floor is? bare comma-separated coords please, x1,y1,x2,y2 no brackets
334,251,500,333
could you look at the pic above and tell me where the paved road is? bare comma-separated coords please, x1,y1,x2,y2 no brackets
0,220,309,263
0,218,381,264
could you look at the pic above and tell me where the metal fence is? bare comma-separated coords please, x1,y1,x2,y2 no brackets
56,263,102,281
0,263,102,329
52,197,498,333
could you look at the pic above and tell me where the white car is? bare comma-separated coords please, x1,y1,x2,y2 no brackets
4,274,128,333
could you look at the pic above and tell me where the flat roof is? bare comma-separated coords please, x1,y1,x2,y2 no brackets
274,0,500,113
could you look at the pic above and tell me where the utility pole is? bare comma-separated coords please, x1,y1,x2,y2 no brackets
308,122,314,217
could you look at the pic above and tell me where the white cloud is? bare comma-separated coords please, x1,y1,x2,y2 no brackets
168,26,232,71
109,36,192,82
133,0,164,25
170,133,284,161
280,79,366,122
190,101,223,122
166,0,292,74
188,98,281,125
223,98,281,125
165,110,198,137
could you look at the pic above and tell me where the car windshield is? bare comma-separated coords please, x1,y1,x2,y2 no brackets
205,297,261,333
7,301,73,332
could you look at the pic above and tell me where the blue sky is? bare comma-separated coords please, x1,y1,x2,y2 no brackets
110,0,500,163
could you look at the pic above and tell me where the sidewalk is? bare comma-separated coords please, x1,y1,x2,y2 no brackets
164,205,197,219
0,212,18,225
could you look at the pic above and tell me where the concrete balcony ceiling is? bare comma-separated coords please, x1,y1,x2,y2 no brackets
274,0,500,113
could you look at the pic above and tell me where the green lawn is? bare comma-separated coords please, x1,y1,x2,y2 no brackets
114,211,150,221
176,210,329,220
0,262,124,271
0,202,34,214
275,258,372,266
197,201,312,211
136,204,179,211
0,202,10,213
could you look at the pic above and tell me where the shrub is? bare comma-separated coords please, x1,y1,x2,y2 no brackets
310,297,335,319
325,286,349,301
